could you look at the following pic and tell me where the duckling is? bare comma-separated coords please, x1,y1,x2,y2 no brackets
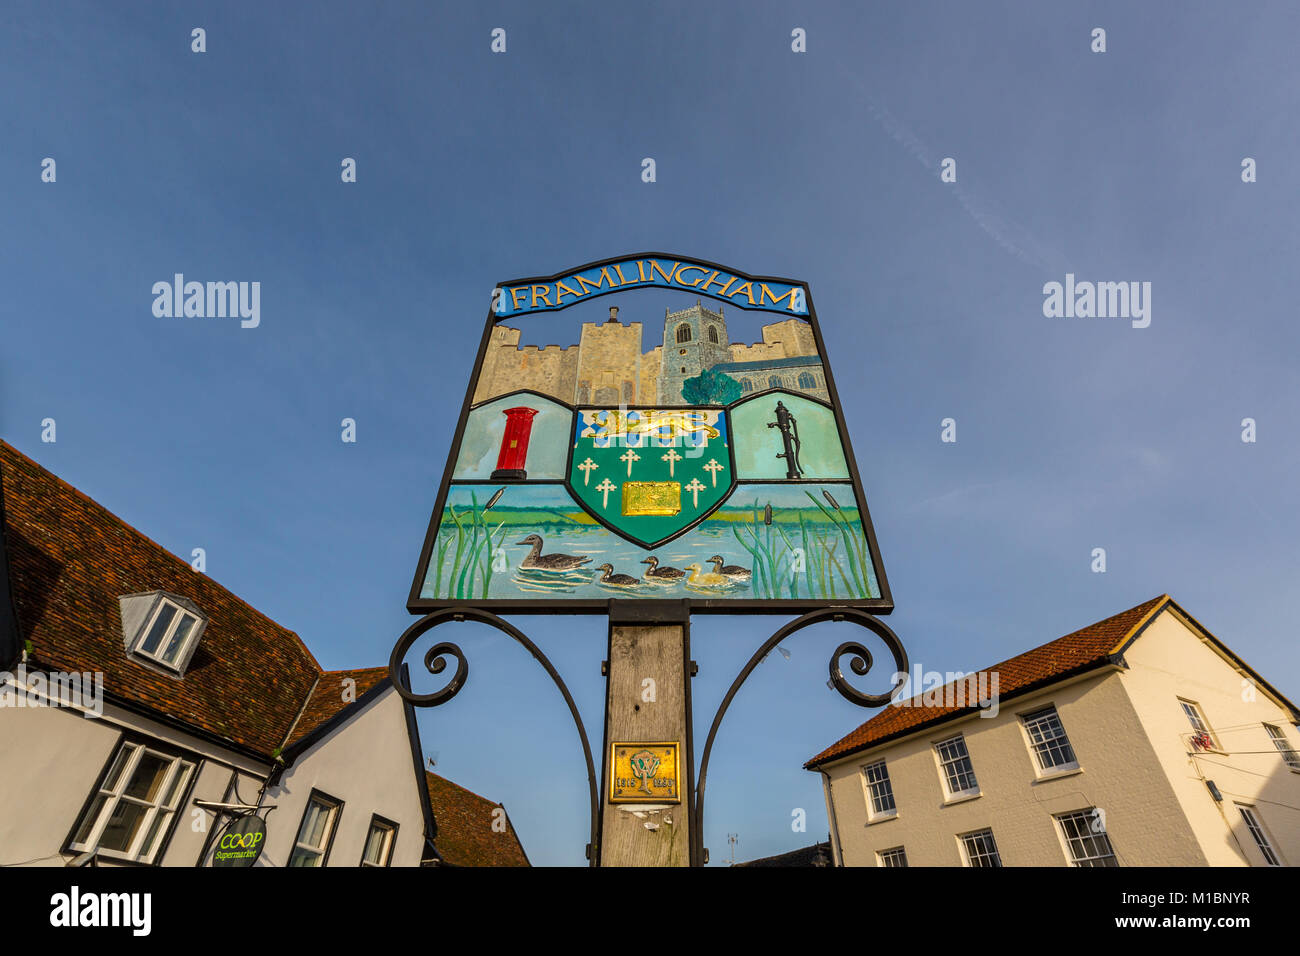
595,563,640,589
516,534,591,572
707,554,751,581
683,563,730,589
640,556,686,582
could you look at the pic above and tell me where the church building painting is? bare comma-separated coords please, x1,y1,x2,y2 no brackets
472,301,829,408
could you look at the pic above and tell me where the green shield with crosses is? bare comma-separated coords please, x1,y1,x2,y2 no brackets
567,408,735,548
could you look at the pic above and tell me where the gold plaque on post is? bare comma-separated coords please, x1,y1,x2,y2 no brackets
622,481,681,516
609,742,681,803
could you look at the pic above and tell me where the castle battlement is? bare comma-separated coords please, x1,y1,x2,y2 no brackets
666,300,723,322
473,308,822,407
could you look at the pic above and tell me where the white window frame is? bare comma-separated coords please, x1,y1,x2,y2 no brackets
1021,705,1080,776
935,734,980,799
1055,808,1119,867
288,792,342,867
68,740,195,864
958,828,1002,867
861,760,897,821
132,597,203,670
1264,724,1300,771
1236,805,1281,866
361,815,398,867
1179,698,1221,752
877,846,908,868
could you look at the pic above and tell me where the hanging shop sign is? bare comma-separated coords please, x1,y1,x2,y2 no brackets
408,253,892,615
211,814,266,868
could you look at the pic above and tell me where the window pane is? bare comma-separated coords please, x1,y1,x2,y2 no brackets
138,810,168,860
73,794,109,845
97,800,149,852
288,847,322,867
295,797,337,854
161,614,197,664
137,604,178,655
101,745,136,792
123,752,170,802
161,762,193,807
1239,807,1279,865
363,825,389,865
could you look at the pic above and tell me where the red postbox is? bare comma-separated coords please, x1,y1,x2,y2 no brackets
491,407,539,480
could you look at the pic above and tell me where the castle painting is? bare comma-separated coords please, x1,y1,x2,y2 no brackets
472,301,829,408
410,254,892,614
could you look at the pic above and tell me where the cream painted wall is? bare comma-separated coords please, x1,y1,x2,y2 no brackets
260,686,429,867
0,678,429,867
823,668,1202,866
0,704,121,866
1116,609,1300,867
822,606,1300,867
0,697,266,867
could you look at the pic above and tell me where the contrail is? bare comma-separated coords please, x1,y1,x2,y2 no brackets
838,62,1064,271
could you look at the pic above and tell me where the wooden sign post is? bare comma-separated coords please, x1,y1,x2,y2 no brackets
394,255,901,867
597,601,695,866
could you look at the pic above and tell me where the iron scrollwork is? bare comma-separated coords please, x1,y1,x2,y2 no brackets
693,608,909,863
387,607,600,865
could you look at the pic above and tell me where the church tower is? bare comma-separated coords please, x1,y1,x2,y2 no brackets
657,301,731,404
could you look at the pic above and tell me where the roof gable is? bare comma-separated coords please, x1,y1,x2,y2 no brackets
0,441,329,757
805,595,1169,767
424,771,529,866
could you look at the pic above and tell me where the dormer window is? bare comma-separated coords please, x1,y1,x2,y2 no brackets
137,599,199,666
120,592,207,675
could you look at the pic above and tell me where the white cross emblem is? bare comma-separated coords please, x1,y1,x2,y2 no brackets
595,478,617,508
661,448,683,477
702,458,723,487
619,449,640,476
684,477,705,507
577,457,598,486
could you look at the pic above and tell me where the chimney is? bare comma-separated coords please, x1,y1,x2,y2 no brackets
607,306,619,324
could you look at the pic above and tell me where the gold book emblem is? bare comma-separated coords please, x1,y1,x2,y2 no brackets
622,481,681,516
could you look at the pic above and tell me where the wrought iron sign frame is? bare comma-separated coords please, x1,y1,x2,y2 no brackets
388,603,908,866
391,254,911,866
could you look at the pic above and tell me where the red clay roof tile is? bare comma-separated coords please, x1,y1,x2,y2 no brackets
805,595,1169,767
0,440,368,758
424,771,529,867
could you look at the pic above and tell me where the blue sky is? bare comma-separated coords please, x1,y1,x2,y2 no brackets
3,1,1298,865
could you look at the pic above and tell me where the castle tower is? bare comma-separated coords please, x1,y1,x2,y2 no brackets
576,305,644,405
657,301,731,404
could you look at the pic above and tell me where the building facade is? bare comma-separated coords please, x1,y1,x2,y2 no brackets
807,596,1300,867
471,302,828,406
0,441,526,867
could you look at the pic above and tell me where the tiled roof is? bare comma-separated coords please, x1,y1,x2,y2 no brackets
734,841,832,867
0,440,371,758
424,771,529,867
805,595,1169,768
286,666,391,749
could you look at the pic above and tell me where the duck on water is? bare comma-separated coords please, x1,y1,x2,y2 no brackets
683,563,731,590
640,556,686,584
596,563,641,590
515,534,592,572
707,555,751,581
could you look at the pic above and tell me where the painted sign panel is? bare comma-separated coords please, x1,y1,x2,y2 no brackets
409,253,892,614
211,814,266,867
609,742,682,804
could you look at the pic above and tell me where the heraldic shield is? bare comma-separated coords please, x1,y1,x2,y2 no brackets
567,407,735,549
